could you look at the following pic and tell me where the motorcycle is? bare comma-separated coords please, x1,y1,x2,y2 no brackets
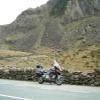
35,65,63,85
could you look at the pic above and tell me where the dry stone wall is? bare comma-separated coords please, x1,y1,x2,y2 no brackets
0,68,100,86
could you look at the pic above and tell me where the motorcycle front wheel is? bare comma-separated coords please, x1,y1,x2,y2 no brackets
55,76,63,85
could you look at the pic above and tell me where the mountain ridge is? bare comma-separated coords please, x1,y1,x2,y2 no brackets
0,0,100,71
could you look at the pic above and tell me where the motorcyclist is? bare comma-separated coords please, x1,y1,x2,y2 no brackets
52,60,63,71
50,60,64,79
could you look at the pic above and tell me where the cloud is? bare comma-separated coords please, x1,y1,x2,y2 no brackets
0,0,48,25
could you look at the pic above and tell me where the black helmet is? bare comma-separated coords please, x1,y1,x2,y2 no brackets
36,64,43,68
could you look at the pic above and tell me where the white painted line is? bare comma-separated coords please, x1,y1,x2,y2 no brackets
0,93,32,100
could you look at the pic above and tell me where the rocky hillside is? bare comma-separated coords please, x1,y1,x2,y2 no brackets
0,0,100,71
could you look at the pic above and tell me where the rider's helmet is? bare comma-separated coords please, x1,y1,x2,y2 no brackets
36,64,43,69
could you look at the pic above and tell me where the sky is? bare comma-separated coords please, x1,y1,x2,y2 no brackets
0,0,49,25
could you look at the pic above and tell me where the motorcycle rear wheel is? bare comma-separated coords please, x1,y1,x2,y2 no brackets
38,77,44,84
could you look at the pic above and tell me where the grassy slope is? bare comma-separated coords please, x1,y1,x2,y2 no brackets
0,48,56,69
0,16,100,72
59,45,100,72
0,45,99,72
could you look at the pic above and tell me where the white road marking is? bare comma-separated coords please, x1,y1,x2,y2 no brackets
0,93,32,100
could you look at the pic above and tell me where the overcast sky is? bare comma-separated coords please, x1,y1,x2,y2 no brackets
0,0,49,25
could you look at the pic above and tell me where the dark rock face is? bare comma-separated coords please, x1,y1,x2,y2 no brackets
0,68,100,86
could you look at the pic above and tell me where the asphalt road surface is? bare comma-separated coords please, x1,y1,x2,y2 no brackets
0,79,100,100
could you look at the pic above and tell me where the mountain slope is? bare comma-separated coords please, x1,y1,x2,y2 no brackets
0,0,100,51
0,0,100,71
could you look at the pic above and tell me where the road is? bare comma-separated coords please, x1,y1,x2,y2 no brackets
0,79,100,100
